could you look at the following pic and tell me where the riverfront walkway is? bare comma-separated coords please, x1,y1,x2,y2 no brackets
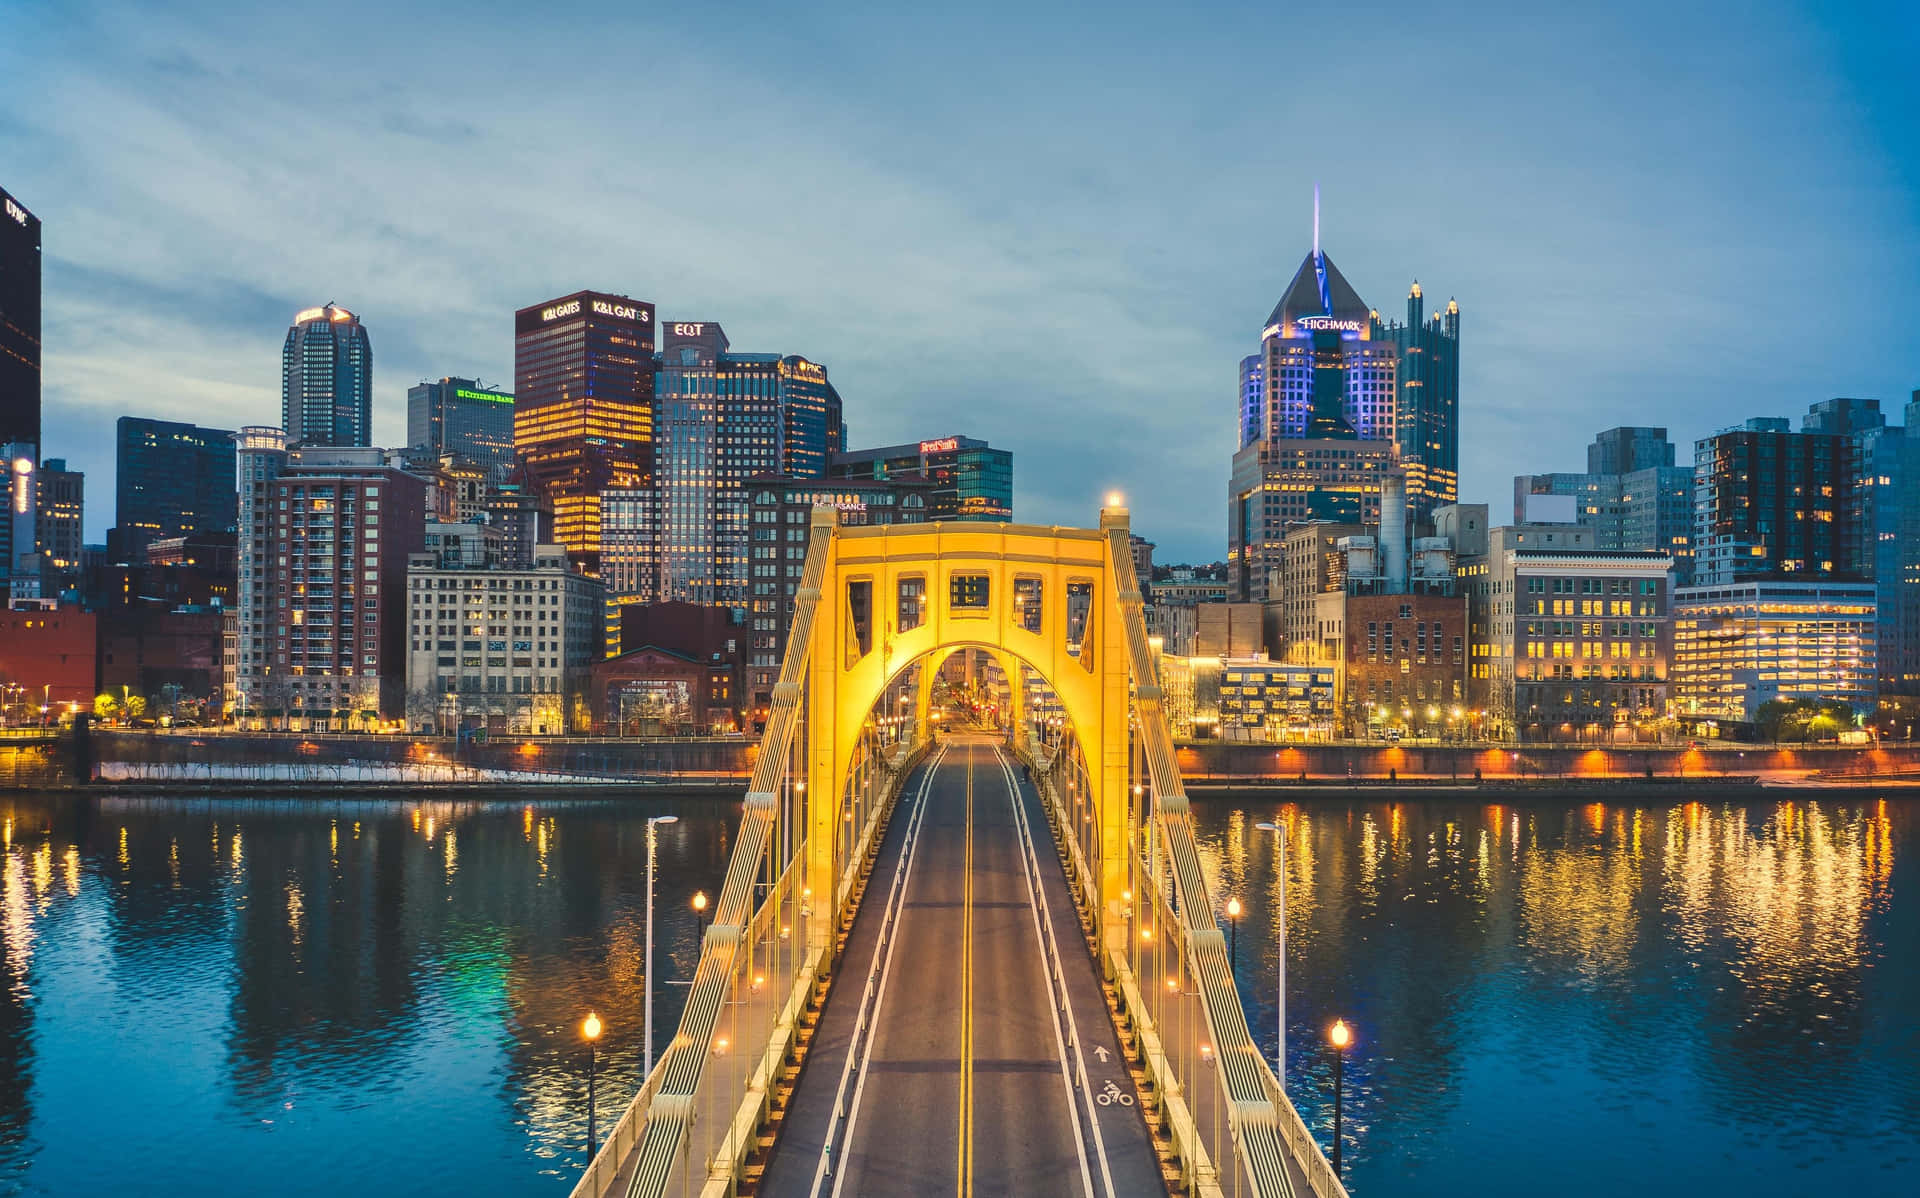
760,737,1166,1198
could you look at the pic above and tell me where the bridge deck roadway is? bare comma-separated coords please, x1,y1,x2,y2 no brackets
760,736,1166,1198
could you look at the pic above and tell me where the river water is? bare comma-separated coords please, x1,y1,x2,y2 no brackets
0,791,1912,1196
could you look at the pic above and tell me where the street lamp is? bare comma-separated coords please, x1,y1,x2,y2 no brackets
644,814,680,1077
692,890,709,942
1225,896,1241,967
1329,1018,1352,1176
582,1011,604,1158
1254,820,1287,1089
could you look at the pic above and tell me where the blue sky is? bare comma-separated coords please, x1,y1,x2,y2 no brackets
1,0,1915,560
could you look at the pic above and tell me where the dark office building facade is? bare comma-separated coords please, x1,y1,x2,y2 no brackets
513,291,656,574
830,435,1012,521
1371,283,1459,521
282,305,373,447
0,184,39,450
406,377,515,475
112,417,238,561
744,474,932,725
1693,418,1862,586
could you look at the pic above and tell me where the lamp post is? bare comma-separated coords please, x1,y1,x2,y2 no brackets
583,1011,603,1158
692,890,709,942
1254,820,1286,1088
1329,1018,1351,1176
1225,897,1241,967
644,814,679,1077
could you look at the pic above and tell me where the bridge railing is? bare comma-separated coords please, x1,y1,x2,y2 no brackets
1026,527,1349,1198
578,516,926,1198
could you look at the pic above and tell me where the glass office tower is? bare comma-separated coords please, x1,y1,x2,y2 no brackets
406,377,515,476
1371,282,1460,521
282,305,372,447
0,184,39,450
114,417,239,559
513,291,656,574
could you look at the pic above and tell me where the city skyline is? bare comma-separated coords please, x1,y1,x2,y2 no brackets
2,0,1916,560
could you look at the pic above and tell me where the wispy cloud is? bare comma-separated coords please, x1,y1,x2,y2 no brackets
1,0,1914,555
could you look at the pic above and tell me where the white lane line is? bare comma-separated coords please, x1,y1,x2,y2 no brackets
994,745,1106,1198
813,742,949,1198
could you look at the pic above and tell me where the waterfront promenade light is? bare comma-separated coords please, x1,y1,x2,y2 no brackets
583,1012,604,1157
1225,897,1242,966
1328,1018,1351,1176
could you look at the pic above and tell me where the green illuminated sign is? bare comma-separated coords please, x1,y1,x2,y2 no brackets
455,388,513,404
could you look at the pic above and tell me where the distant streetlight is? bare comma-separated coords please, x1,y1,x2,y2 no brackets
644,814,679,1076
1225,897,1242,967
582,1012,604,1158
1329,1018,1352,1176
1255,820,1287,1089
692,890,709,941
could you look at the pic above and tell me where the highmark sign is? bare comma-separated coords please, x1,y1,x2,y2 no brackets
1294,315,1365,333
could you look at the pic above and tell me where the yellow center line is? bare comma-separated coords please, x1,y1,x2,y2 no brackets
958,747,975,1198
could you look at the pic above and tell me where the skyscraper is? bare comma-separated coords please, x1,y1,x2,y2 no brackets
1372,283,1460,520
282,305,373,447
0,184,39,451
114,416,238,560
1229,219,1401,603
0,185,40,597
406,377,515,475
513,290,656,574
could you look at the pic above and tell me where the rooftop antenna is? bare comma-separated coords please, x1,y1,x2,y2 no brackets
1313,182,1320,258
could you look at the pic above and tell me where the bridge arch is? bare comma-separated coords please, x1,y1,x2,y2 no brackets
799,507,1138,960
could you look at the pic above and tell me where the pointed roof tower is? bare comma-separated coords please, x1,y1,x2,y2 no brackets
1263,188,1371,334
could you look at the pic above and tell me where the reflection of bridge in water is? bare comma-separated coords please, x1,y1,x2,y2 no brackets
576,504,1347,1198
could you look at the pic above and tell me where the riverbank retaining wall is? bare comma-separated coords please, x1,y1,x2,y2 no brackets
1173,740,1920,780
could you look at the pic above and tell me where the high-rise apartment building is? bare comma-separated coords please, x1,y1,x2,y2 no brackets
113,416,238,560
513,291,656,574
1802,396,1916,693
406,377,515,475
1373,283,1460,521
829,435,1011,522
234,439,426,723
1514,427,1694,583
32,457,82,572
282,305,372,447
0,185,38,451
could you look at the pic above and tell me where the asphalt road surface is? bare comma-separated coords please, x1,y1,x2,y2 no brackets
760,736,1162,1198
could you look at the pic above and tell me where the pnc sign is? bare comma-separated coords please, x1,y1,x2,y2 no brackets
919,437,960,455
